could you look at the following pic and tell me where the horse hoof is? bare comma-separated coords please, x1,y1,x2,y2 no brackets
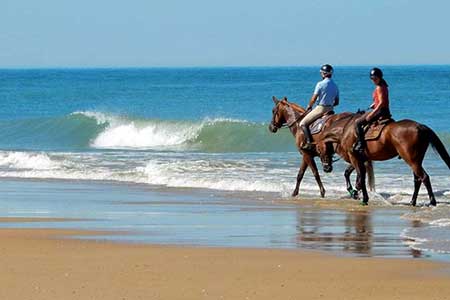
409,200,417,207
292,191,299,197
348,189,358,200
359,200,368,206
426,200,437,207
320,190,326,198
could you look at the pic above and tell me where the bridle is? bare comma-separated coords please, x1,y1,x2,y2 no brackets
271,102,307,129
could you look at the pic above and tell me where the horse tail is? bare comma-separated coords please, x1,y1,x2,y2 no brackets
424,126,450,170
365,160,375,192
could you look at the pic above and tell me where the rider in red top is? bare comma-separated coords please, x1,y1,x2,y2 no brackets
353,68,391,154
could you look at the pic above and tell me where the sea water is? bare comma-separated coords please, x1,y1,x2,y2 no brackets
0,66,449,254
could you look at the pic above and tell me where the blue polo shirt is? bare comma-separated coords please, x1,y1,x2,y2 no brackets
313,78,339,106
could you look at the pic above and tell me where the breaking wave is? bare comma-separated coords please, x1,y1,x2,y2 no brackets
0,111,296,152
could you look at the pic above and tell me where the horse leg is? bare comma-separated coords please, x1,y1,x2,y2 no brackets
409,163,436,206
353,159,369,205
308,158,326,198
422,171,437,206
410,173,422,206
292,159,308,197
414,168,437,206
344,165,358,199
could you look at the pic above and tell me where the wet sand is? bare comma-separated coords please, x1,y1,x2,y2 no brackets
1,227,450,300
0,179,428,258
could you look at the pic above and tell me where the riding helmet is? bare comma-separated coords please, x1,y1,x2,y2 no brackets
370,67,383,79
320,64,334,74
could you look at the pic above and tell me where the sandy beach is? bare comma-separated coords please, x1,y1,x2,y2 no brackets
1,6,450,299
1,227,449,300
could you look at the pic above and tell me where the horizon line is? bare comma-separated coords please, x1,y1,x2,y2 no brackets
1,63,449,70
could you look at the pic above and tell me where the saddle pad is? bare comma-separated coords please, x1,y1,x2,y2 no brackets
310,113,334,135
364,118,393,140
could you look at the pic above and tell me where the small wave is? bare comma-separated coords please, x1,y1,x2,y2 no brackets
0,151,60,170
138,160,288,192
400,205,450,254
401,226,450,254
429,219,450,227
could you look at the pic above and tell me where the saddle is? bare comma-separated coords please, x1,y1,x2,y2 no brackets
363,117,394,140
309,111,335,135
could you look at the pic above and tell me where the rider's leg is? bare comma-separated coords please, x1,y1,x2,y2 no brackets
299,106,330,151
300,125,313,144
353,117,369,153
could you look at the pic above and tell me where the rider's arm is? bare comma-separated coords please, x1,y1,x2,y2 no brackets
333,87,340,106
366,87,388,120
307,82,322,110
334,95,339,106
307,94,319,110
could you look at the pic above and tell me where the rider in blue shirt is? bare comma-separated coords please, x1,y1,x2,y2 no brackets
299,64,340,151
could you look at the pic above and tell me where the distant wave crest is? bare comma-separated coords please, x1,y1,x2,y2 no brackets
0,111,295,152
2,111,449,153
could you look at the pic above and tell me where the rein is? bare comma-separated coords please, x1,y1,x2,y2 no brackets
280,109,308,129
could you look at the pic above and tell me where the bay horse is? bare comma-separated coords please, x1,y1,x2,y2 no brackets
315,113,450,206
269,96,373,198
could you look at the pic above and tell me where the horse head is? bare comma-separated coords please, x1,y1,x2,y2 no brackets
269,96,305,133
269,96,287,133
316,140,335,173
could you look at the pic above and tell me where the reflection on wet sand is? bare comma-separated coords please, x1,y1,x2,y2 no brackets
295,207,423,258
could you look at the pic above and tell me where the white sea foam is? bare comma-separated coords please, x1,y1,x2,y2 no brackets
429,218,450,227
92,121,202,149
0,151,59,170
0,149,448,204
138,160,288,192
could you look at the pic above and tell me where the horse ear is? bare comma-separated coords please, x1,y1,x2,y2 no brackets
272,96,279,105
283,96,288,101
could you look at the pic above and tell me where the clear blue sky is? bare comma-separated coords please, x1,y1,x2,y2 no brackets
1,0,449,67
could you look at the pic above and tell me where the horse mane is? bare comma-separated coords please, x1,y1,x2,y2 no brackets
288,102,306,114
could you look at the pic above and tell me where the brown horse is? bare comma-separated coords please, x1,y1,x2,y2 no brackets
315,113,450,206
269,96,373,198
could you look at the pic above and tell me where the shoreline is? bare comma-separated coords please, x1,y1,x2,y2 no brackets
2,178,447,259
1,227,450,300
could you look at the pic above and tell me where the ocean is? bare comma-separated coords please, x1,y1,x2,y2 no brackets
0,66,449,256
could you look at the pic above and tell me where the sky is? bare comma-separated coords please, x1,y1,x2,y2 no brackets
1,0,450,67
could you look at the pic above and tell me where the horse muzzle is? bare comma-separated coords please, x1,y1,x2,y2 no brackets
268,124,278,133
323,164,333,173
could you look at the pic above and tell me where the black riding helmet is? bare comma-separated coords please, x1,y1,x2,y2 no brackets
370,67,383,79
320,64,333,75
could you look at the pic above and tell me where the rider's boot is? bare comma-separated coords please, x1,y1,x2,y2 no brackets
300,125,315,151
353,124,366,154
